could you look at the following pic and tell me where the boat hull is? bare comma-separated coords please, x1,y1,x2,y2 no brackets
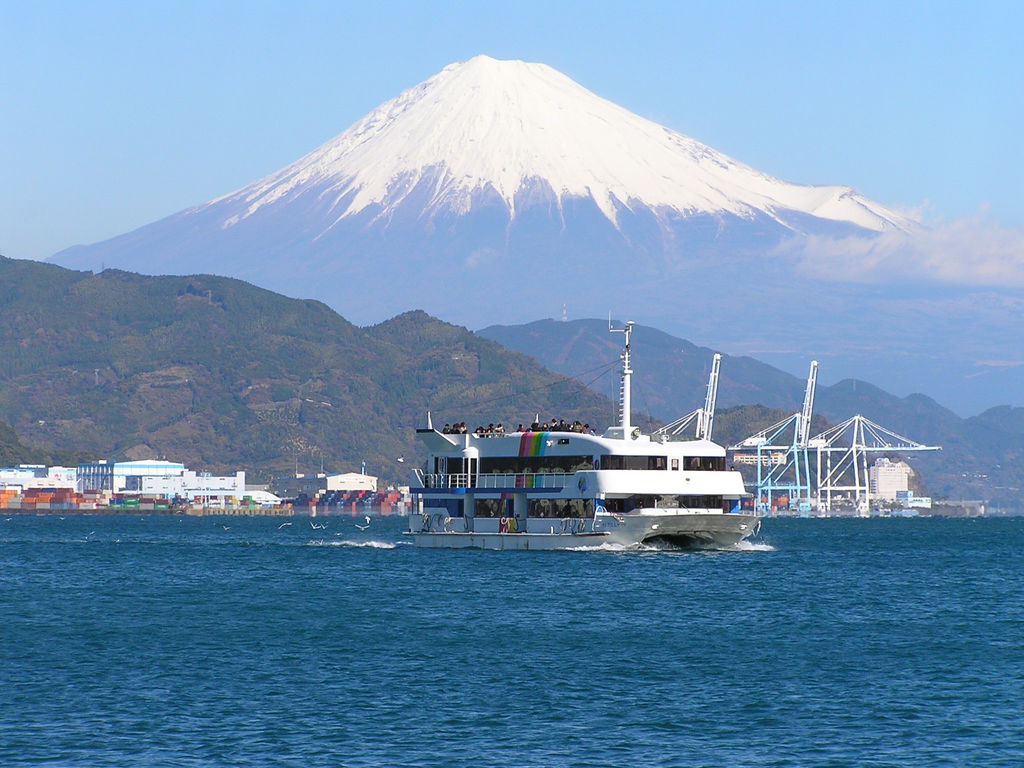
407,510,761,550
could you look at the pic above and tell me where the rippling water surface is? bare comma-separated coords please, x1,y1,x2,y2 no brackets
2,515,1023,767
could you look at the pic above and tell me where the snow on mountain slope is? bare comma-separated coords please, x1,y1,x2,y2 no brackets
211,55,914,235
54,56,996,410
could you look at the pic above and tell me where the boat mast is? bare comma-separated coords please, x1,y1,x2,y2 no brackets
609,320,635,432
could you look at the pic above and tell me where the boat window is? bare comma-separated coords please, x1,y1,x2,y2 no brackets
528,498,594,518
671,458,679,471
435,457,467,475
478,456,592,474
605,494,725,512
683,456,726,471
600,455,668,470
474,498,510,518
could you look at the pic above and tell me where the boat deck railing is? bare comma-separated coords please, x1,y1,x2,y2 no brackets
418,472,574,490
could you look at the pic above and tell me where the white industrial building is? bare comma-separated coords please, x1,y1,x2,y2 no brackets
141,470,246,502
78,460,186,493
868,458,913,501
76,460,244,503
326,472,378,492
0,465,76,491
896,490,933,510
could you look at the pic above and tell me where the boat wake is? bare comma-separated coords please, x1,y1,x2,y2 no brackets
306,539,407,549
563,541,637,553
564,539,774,554
730,540,775,552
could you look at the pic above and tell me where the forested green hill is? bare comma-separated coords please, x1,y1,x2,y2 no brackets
0,258,613,484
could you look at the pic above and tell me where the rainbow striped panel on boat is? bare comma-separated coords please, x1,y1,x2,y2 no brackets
518,431,548,457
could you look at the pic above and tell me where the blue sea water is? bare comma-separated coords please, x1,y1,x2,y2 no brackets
2,514,1023,767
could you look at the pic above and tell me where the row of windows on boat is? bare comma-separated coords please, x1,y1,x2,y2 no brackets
433,455,727,475
447,495,730,519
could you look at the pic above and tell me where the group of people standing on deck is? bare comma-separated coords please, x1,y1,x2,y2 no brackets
529,418,591,434
440,419,592,435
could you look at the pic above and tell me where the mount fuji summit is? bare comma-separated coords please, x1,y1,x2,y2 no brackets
52,56,911,323
54,56,1019,413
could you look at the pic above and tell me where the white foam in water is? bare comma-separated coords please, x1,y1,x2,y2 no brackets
307,539,405,549
565,539,775,554
731,540,776,552
564,542,636,553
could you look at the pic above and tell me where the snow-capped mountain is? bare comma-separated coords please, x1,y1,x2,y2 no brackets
52,56,1022,414
52,55,913,308
214,55,912,236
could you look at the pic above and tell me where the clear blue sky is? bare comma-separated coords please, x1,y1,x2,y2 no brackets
1,0,1021,261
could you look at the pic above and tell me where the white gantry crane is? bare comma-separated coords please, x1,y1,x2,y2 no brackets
655,353,721,441
729,361,818,514
697,353,721,442
811,414,941,515
799,359,818,448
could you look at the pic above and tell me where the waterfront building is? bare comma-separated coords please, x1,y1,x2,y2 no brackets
0,465,76,492
326,472,378,492
140,470,246,503
896,490,933,510
868,458,913,501
77,460,185,493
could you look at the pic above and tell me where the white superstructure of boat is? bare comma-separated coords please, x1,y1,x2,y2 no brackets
407,322,760,549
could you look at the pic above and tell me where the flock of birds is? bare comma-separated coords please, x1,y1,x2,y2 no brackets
274,515,373,534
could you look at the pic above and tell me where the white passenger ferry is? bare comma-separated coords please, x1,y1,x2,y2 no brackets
407,322,760,549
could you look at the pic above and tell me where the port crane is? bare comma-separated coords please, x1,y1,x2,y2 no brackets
654,353,721,441
730,361,818,513
811,414,941,514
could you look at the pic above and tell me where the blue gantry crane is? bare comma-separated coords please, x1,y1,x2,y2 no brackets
730,361,818,514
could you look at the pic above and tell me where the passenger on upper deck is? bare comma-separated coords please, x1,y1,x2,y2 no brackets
443,418,591,435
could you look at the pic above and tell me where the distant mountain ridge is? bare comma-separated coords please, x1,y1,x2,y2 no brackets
2,257,1021,505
